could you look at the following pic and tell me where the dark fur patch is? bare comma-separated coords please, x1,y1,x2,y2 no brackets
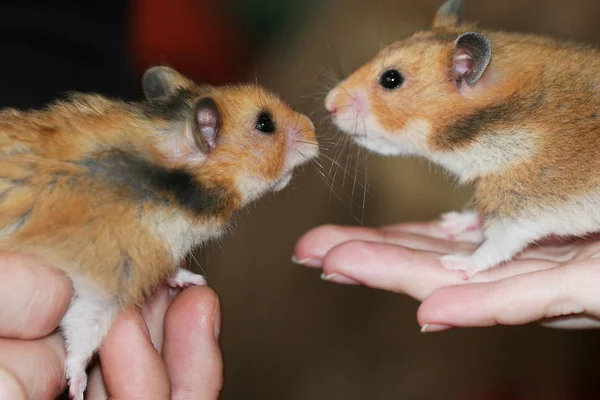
436,92,545,148
121,255,132,281
140,88,196,121
82,150,226,216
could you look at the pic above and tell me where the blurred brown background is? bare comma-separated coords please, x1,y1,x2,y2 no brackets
198,0,600,399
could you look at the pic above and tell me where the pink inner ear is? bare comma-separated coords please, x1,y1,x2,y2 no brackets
195,106,219,152
453,50,473,80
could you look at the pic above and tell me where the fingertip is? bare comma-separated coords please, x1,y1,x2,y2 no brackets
321,240,407,282
293,224,353,267
0,367,25,400
165,286,219,335
323,240,464,300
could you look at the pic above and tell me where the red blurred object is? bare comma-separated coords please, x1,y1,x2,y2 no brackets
130,0,255,85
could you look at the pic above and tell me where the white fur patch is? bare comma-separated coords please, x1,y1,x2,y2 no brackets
143,209,223,263
429,130,536,183
61,277,119,400
333,113,432,156
442,188,600,276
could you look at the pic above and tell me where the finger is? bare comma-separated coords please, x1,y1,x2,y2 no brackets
320,237,559,290
471,258,558,283
0,333,66,400
0,253,72,339
418,260,600,329
99,308,170,400
294,224,473,268
321,241,465,300
163,286,223,400
87,285,177,399
141,285,178,352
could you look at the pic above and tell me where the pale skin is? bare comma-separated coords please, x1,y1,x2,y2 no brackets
293,219,600,331
0,254,223,400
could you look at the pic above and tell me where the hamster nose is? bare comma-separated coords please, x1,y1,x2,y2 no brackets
324,91,338,115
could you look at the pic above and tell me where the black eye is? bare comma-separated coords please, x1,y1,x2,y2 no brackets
380,69,404,90
256,112,276,134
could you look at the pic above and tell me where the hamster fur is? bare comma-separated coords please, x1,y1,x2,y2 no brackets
0,66,318,399
325,0,600,277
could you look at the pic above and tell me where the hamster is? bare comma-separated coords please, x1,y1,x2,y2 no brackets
0,66,318,399
325,0,600,278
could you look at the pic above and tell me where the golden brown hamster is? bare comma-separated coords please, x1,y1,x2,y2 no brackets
0,66,318,399
325,0,600,277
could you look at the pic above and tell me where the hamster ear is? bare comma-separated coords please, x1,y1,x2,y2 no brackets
192,97,220,153
453,32,492,88
142,66,190,101
433,0,463,29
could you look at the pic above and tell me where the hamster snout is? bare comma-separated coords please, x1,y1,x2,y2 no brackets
325,87,370,136
286,114,318,164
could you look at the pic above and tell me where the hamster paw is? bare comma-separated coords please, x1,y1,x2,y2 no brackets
440,253,488,279
168,268,207,288
440,253,472,271
439,211,483,241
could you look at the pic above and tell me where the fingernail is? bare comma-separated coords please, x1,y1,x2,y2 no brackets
291,255,322,267
0,368,25,400
421,324,453,333
213,296,221,340
320,273,360,285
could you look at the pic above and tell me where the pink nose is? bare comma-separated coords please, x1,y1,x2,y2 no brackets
325,97,337,115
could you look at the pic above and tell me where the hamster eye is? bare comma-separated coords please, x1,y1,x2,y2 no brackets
380,69,404,90
256,112,276,134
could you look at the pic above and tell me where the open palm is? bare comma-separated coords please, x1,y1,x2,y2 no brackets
294,219,600,331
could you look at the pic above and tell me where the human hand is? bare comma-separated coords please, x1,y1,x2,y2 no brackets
0,254,223,399
86,284,223,400
293,220,600,331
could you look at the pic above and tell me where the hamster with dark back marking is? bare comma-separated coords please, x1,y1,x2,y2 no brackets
0,66,318,399
326,0,600,277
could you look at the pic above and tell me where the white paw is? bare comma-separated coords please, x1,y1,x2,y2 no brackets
168,269,207,288
440,253,488,279
440,253,473,271
439,211,482,239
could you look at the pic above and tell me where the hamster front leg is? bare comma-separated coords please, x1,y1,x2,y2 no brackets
440,217,545,278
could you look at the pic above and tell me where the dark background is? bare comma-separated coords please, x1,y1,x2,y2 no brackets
3,0,600,399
